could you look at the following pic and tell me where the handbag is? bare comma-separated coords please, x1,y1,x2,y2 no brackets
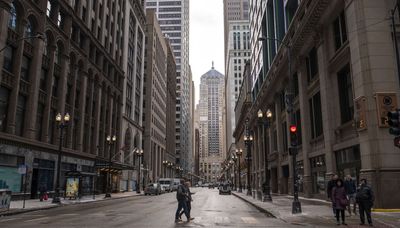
340,197,349,206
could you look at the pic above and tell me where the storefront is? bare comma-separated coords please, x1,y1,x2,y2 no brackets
310,155,326,196
0,153,24,193
335,145,361,183
31,158,55,198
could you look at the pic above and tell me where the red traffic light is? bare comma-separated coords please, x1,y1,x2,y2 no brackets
289,125,297,133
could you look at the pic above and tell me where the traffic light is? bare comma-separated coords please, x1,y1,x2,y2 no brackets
289,125,297,147
388,109,400,135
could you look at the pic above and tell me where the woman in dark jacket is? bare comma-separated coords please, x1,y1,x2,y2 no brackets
332,179,348,225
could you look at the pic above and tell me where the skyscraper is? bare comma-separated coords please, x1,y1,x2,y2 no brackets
223,0,250,162
198,64,225,183
145,0,191,173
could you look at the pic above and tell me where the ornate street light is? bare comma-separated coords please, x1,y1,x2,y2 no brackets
244,118,253,196
104,135,117,198
257,108,273,202
235,148,243,192
162,160,168,178
52,113,70,204
135,149,144,193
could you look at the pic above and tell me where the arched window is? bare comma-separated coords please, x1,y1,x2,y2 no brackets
25,20,34,43
47,0,52,17
8,2,17,30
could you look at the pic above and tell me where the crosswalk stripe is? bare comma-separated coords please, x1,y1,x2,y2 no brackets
241,216,258,224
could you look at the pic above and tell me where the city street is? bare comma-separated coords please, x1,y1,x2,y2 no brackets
0,188,296,228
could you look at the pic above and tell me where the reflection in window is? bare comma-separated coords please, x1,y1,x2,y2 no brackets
8,2,17,30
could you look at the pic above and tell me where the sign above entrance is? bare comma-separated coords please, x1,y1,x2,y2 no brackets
18,165,27,175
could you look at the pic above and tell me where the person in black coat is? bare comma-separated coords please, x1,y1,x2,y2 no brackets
344,175,357,215
38,184,47,202
327,174,339,216
332,179,348,226
356,179,374,226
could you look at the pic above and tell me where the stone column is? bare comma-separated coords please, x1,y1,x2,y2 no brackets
23,31,45,139
41,45,56,143
6,19,27,134
297,59,313,197
92,81,102,156
0,0,12,82
274,96,284,194
77,69,88,152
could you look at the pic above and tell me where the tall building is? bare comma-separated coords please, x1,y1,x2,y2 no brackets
145,0,192,173
223,0,249,58
120,0,146,192
198,64,225,183
239,0,400,208
223,0,250,166
143,9,168,182
224,20,250,162
165,36,177,178
0,0,130,197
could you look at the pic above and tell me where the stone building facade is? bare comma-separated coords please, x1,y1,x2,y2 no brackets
240,0,400,208
0,0,137,197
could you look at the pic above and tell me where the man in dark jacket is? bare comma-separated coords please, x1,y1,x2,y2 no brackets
344,175,357,215
175,179,190,223
179,181,194,220
327,174,338,216
356,178,374,226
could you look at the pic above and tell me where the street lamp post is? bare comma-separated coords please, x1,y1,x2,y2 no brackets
52,113,70,204
258,109,273,202
244,118,253,196
232,154,237,191
235,149,243,192
167,162,173,178
135,149,143,193
162,160,168,178
258,36,301,213
105,135,116,198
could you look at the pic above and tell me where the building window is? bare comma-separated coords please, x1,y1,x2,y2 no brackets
20,56,31,81
25,20,35,43
306,47,318,83
295,109,302,145
40,68,48,91
0,87,10,132
337,64,353,124
333,11,348,50
3,45,14,72
8,3,17,30
309,91,323,139
285,0,298,30
35,103,44,141
282,121,288,151
15,95,26,136
47,0,52,17
293,73,299,97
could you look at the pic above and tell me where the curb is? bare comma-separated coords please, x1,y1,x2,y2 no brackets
0,193,143,217
231,192,276,218
372,209,400,212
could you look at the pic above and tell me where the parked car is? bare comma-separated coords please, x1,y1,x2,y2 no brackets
158,178,172,192
144,183,161,195
219,183,231,195
202,183,209,188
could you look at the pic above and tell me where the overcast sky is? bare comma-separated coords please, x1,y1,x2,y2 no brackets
190,0,224,105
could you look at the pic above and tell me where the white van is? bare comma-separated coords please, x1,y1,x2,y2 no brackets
158,178,172,192
171,178,180,191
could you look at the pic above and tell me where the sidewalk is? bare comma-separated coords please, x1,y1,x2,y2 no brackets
1,191,143,216
232,191,400,228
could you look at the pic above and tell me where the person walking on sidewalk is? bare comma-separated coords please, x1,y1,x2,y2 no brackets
38,184,47,202
356,179,374,226
179,181,194,220
332,179,348,226
344,175,357,216
175,179,190,223
327,174,339,216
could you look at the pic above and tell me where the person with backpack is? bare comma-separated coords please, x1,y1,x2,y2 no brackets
356,178,374,226
175,179,191,223
344,175,357,216
332,179,348,226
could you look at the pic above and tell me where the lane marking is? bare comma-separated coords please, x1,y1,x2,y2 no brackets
24,217,48,223
241,216,259,224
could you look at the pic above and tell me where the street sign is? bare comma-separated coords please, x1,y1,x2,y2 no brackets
18,165,27,175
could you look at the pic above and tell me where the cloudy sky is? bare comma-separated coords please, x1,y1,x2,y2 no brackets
189,0,224,105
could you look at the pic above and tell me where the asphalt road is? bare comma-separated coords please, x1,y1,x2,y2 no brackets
0,188,297,228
